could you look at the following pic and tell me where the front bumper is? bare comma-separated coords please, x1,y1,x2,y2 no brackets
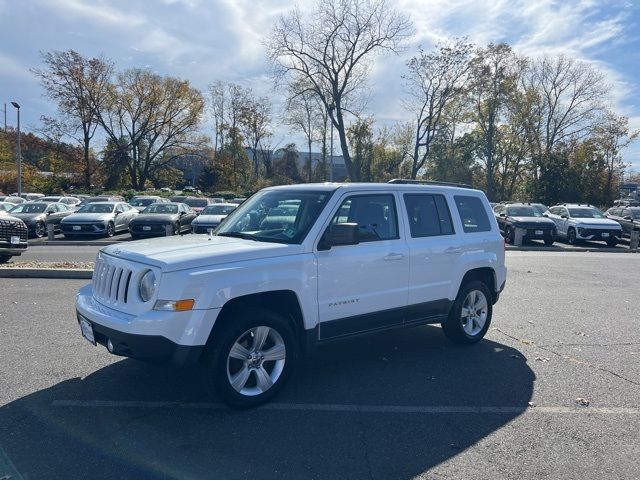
75,284,219,367
576,228,621,241
62,222,109,235
191,223,220,234
0,242,28,256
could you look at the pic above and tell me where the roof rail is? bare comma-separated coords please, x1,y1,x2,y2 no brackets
387,179,472,188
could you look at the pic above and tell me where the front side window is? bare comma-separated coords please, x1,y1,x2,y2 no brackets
454,195,491,233
404,194,454,237
218,189,333,244
331,194,399,242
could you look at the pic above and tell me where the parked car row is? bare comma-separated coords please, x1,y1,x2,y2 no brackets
492,201,634,247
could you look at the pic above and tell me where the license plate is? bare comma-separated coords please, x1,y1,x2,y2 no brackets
602,232,609,238
143,226,151,231
10,235,20,245
73,225,81,231
79,317,96,345
535,230,543,235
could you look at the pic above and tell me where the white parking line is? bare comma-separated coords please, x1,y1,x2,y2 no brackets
51,400,640,414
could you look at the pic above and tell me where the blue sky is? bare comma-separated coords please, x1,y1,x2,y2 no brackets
1,0,639,171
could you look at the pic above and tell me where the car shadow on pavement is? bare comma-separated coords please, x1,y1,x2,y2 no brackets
0,325,534,480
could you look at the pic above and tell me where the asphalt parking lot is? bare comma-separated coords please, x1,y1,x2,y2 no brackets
1,251,639,479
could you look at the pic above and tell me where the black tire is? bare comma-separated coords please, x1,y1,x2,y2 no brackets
34,222,46,238
567,228,577,245
130,234,140,240
544,236,555,246
202,307,298,409
64,234,76,239
442,280,493,345
172,223,180,236
0,254,12,264
106,222,115,237
504,226,514,245
606,239,618,247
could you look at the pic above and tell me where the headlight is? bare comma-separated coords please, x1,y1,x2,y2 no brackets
577,227,586,235
139,270,157,302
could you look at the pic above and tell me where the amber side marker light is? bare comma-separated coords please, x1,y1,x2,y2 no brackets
153,299,195,311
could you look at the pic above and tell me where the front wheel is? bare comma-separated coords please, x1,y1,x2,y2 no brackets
606,239,618,247
567,228,577,245
34,222,46,238
203,308,298,408
105,222,115,237
0,254,12,264
544,236,555,246
504,226,514,244
442,280,493,345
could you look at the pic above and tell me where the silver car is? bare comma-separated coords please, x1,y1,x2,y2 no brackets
61,202,138,238
190,203,239,233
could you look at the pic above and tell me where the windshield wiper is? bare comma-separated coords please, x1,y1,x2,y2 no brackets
217,231,260,241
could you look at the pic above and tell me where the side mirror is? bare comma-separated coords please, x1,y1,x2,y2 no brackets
499,213,506,217
114,211,121,216
319,223,359,250
180,211,186,216
561,215,568,219
46,211,52,216
624,216,632,220
543,214,548,217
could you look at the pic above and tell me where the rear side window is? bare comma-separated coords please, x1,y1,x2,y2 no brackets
404,194,454,237
454,195,491,233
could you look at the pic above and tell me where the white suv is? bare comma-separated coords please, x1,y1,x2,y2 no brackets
545,204,622,246
76,182,507,407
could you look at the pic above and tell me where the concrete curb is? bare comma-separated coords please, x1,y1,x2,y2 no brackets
0,268,93,279
505,245,636,253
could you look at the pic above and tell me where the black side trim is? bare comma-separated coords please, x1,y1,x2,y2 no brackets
319,299,452,341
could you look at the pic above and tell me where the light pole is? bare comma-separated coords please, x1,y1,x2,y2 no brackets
11,102,21,196
328,103,334,182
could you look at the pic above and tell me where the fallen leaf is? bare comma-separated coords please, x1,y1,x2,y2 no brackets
575,397,590,407
528,402,536,407
521,339,534,345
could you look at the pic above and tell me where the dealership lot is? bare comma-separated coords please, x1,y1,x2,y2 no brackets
1,251,640,479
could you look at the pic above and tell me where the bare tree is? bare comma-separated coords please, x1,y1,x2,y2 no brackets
92,68,205,189
266,0,413,181
241,95,272,178
283,78,324,182
32,50,113,188
403,38,473,179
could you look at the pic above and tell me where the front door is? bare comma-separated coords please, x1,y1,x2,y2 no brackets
316,193,409,340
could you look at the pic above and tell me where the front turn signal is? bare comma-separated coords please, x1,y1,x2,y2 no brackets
153,299,195,311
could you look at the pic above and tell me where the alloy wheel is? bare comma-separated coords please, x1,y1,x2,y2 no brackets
461,290,488,336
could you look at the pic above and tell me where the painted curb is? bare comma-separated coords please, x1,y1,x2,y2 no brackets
0,268,93,279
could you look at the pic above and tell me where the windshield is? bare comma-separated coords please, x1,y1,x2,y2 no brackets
506,206,540,217
130,198,157,207
202,205,236,215
144,204,178,214
10,203,47,214
217,189,332,244
630,208,640,219
0,203,12,212
184,198,208,208
568,207,604,219
77,204,115,214
531,204,547,215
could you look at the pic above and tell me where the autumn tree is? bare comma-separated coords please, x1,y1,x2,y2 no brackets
93,68,205,189
32,50,112,188
266,0,413,181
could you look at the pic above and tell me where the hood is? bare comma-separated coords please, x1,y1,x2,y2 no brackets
100,234,303,272
572,218,622,228
193,214,227,224
509,216,555,226
130,214,178,224
11,212,45,223
63,213,113,223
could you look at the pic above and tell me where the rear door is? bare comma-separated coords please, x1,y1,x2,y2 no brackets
401,192,459,324
316,192,409,339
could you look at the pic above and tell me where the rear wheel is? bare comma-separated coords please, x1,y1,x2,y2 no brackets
442,280,492,345
202,308,298,408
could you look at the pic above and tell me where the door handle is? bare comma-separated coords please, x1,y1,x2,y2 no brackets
383,253,404,261
445,246,462,254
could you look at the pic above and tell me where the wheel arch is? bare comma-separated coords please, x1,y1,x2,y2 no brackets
459,267,497,304
204,290,306,354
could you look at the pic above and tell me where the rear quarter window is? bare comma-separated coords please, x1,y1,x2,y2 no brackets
454,195,492,233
